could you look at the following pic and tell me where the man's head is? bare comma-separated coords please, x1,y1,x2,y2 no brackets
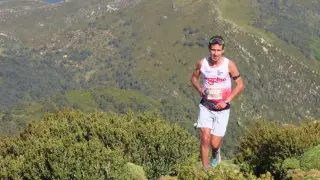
208,36,225,62
208,36,225,49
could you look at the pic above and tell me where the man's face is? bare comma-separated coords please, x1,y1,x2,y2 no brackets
209,44,224,61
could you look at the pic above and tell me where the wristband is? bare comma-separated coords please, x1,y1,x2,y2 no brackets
224,99,230,104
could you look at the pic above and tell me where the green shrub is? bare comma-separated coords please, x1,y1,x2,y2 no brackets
235,120,320,178
124,162,147,180
281,158,300,170
286,169,320,180
0,109,198,179
177,161,272,180
300,145,320,171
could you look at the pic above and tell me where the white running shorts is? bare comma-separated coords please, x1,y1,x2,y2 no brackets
195,104,230,137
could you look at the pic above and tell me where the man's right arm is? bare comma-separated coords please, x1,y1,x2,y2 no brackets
190,59,204,96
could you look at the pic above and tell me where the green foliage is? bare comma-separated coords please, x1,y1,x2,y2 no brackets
254,0,320,60
0,109,198,179
177,160,272,180
280,145,320,179
218,0,320,61
124,162,147,180
281,158,300,170
285,169,320,180
0,45,73,112
300,145,320,171
69,49,92,62
0,88,163,137
236,120,320,178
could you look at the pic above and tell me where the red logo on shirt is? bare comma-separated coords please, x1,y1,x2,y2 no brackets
205,77,226,85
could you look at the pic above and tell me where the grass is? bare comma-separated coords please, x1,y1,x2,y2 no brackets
216,0,258,27
215,0,284,43
95,88,160,107
10,103,44,130
65,90,98,111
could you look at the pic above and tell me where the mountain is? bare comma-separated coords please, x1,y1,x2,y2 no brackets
0,0,319,157
217,0,320,61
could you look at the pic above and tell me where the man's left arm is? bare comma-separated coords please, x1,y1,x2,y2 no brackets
226,60,244,103
214,60,244,110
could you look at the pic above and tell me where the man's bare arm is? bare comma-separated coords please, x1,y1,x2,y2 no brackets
227,60,245,103
190,59,204,96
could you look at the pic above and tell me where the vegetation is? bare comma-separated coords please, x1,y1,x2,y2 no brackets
300,145,320,171
0,0,319,161
177,160,272,180
0,44,73,112
217,0,320,62
2,109,320,179
282,146,320,179
253,0,320,61
0,109,198,179
0,1,319,179
0,88,162,136
235,120,320,179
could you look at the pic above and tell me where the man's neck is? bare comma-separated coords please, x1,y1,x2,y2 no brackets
209,56,224,66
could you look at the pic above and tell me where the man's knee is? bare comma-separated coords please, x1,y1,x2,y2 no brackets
211,135,222,148
200,128,211,145
201,134,210,143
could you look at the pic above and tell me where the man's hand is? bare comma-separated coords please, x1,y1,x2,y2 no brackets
214,101,227,110
198,87,206,97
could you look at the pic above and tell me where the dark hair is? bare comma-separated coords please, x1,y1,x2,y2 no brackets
208,35,225,49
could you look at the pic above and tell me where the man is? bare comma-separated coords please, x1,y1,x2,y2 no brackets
190,36,244,168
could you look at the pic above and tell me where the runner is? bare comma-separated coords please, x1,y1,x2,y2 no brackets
190,36,244,168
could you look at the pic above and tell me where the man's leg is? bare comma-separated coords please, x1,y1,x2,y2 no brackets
196,104,215,168
211,135,222,164
211,135,222,154
209,135,223,167
209,109,230,166
200,128,212,168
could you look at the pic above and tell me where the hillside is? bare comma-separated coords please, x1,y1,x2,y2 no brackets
0,0,319,157
217,0,320,62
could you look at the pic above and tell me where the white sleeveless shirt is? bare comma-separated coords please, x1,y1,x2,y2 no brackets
200,57,232,103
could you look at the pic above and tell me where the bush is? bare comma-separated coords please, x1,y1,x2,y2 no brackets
281,145,320,179
124,162,147,180
286,169,320,180
0,109,198,179
300,145,320,171
281,158,300,170
235,120,320,178
69,49,92,62
177,160,272,180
